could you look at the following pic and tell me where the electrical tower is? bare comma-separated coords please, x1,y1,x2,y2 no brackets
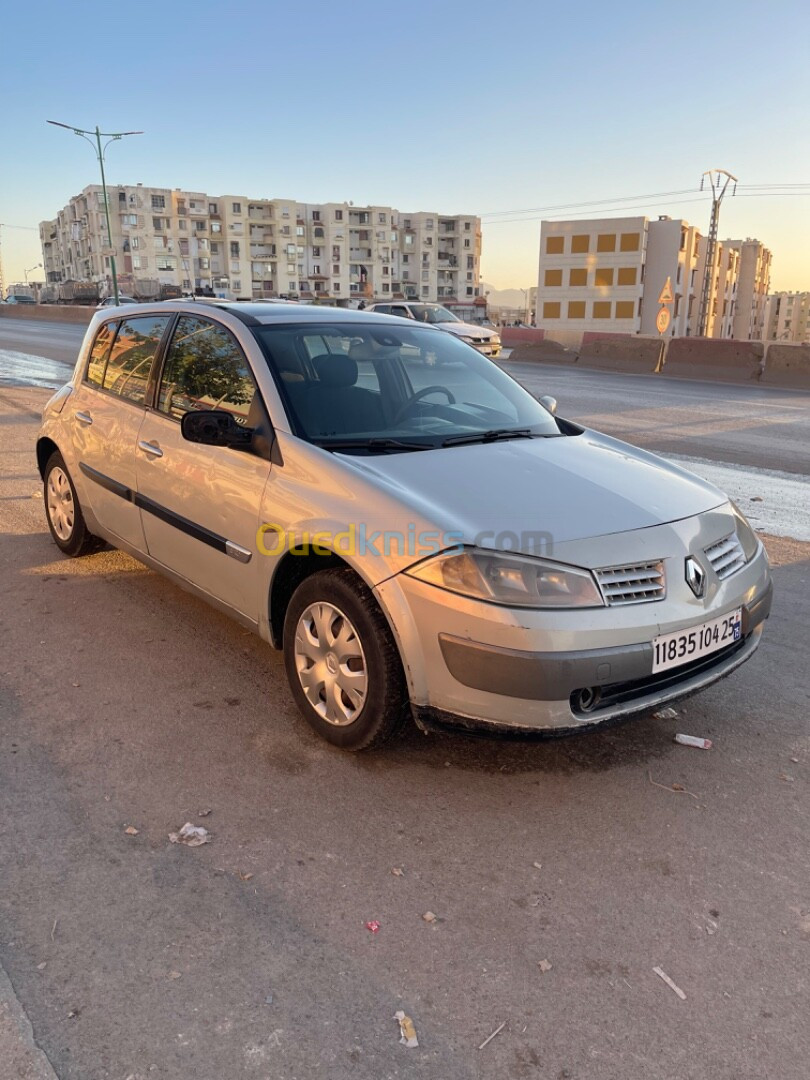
696,169,737,337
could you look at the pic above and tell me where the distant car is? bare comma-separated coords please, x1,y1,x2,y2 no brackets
97,296,138,308
4,293,37,304
366,302,500,357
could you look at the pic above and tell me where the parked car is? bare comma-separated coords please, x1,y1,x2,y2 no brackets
97,295,139,308
4,293,37,304
366,302,501,357
37,302,771,750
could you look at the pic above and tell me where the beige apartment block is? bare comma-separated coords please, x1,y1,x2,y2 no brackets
40,185,482,309
536,216,771,340
762,291,810,343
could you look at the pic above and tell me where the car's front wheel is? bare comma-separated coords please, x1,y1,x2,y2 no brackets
283,568,408,750
43,452,103,557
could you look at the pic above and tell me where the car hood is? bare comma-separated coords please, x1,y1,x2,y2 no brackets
439,321,498,339
340,429,726,550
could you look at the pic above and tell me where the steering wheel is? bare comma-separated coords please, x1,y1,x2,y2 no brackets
393,385,456,425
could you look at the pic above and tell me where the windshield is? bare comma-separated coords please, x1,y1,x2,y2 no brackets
253,322,559,452
406,304,459,324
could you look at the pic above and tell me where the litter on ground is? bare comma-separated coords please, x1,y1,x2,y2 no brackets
394,1011,419,1048
169,822,211,846
675,734,713,749
653,966,686,1000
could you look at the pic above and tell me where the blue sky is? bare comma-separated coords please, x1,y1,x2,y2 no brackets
1,0,808,290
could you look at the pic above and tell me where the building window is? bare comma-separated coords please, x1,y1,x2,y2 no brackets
463,238,471,248
208,203,218,215
230,242,240,257
382,283,390,292
617,267,637,286
232,202,242,214
567,300,586,318
151,195,165,209
332,264,339,274
544,269,563,286
179,220,187,230
593,301,611,318
569,268,588,286
378,213,386,224
615,301,635,319
314,227,324,238
595,268,614,287
596,234,616,253
620,233,640,252
211,222,221,233
312,246,321,257
312,210,320,221
335,209,343,220
466,286,473,296
333,282,340,291
546,236,564,255
542,302,561,319
296,226,304,236
152,217,163,231
571,234,589,254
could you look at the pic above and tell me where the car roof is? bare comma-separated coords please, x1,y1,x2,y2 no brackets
91,299,414,328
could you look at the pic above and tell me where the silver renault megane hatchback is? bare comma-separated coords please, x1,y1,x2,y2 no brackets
37,301,772,749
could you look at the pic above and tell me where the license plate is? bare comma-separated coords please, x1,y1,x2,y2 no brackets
652,608,742,673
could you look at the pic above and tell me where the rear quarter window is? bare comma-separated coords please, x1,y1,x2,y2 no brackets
85,322,117,387
102,315,171,404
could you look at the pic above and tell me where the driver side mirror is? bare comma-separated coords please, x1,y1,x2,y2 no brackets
538,394,558,416
181,409,254,449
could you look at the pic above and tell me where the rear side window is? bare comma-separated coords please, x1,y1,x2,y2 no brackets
85,323,116,387
103,316,171,404
157,315,257,422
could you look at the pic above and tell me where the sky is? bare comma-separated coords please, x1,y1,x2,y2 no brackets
1,0,809,292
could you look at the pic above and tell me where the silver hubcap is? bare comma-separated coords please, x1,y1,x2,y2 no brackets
294,602,368,726
47,467,75,542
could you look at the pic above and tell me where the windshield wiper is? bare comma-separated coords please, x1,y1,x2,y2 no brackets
441,428,535,447
319,438,434,453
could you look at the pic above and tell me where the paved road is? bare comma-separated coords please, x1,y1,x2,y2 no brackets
1,380,808,1080
2,317,809,474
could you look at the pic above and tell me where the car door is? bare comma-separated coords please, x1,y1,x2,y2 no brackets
69,314,171,550
134,313,271,622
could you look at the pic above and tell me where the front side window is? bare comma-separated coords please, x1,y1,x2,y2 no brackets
102,316,170,404
254,323,559,450
158,316,257,422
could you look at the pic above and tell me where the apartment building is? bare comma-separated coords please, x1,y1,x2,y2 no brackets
535,216,771,339
40,185,482,308
762,291,810,343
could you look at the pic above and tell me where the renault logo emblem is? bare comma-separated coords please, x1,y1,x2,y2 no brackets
685,556,707,598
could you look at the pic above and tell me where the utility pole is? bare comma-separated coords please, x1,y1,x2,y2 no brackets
47,121,143,306
696,169,737,337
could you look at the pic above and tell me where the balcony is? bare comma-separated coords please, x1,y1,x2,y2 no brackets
349,248,372,260
248,209,273,220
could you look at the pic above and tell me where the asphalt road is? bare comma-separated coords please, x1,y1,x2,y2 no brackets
1,323,809,1079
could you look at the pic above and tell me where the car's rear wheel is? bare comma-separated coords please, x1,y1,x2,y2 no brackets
44,452,103,557
283,568,408,750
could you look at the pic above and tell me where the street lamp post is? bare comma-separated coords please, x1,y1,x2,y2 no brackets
24,263,42,284
47,121,143,306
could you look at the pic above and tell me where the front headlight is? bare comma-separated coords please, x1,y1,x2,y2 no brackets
405,547,605,609
730,502,759,562
491,334,501,345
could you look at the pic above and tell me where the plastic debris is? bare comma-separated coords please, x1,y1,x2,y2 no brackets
124,825,139,836
394,1011,419,1048
238,871,254,881
168,971,182,980
653,966,686,1000
537,959,552,973
653,707,679,720
675,734,713,750
750,496,763,502
422,911,437,924
478,1021,506,1050
365,920,381,934
778,774,795,783
532,861,543,870
391,867,405,877
169,822,211,846
198,808,213,817
265,994,274,1005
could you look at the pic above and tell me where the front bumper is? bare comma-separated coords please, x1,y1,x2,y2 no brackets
374,524,772,734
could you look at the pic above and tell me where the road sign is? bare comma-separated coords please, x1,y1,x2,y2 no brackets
656,307,671,334
657,277,674,305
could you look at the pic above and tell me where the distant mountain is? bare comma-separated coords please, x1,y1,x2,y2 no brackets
480,281,532,310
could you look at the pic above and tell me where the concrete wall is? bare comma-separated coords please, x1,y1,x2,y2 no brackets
762,343,810,389
0,305,94,325
663,337,765,382
578,332,663,374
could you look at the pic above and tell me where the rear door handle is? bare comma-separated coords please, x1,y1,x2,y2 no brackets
138,440,163,459
74,410,93,425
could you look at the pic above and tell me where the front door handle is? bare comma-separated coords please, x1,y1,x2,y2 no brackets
138,440,163,458
74,410,93,425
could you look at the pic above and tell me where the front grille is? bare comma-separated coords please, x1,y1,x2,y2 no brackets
704,533,746,579
595,562,665,606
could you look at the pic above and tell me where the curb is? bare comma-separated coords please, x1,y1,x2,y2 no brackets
0,962,59,1079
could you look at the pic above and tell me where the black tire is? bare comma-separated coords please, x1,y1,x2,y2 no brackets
283,568,408,750
43,452,104,557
